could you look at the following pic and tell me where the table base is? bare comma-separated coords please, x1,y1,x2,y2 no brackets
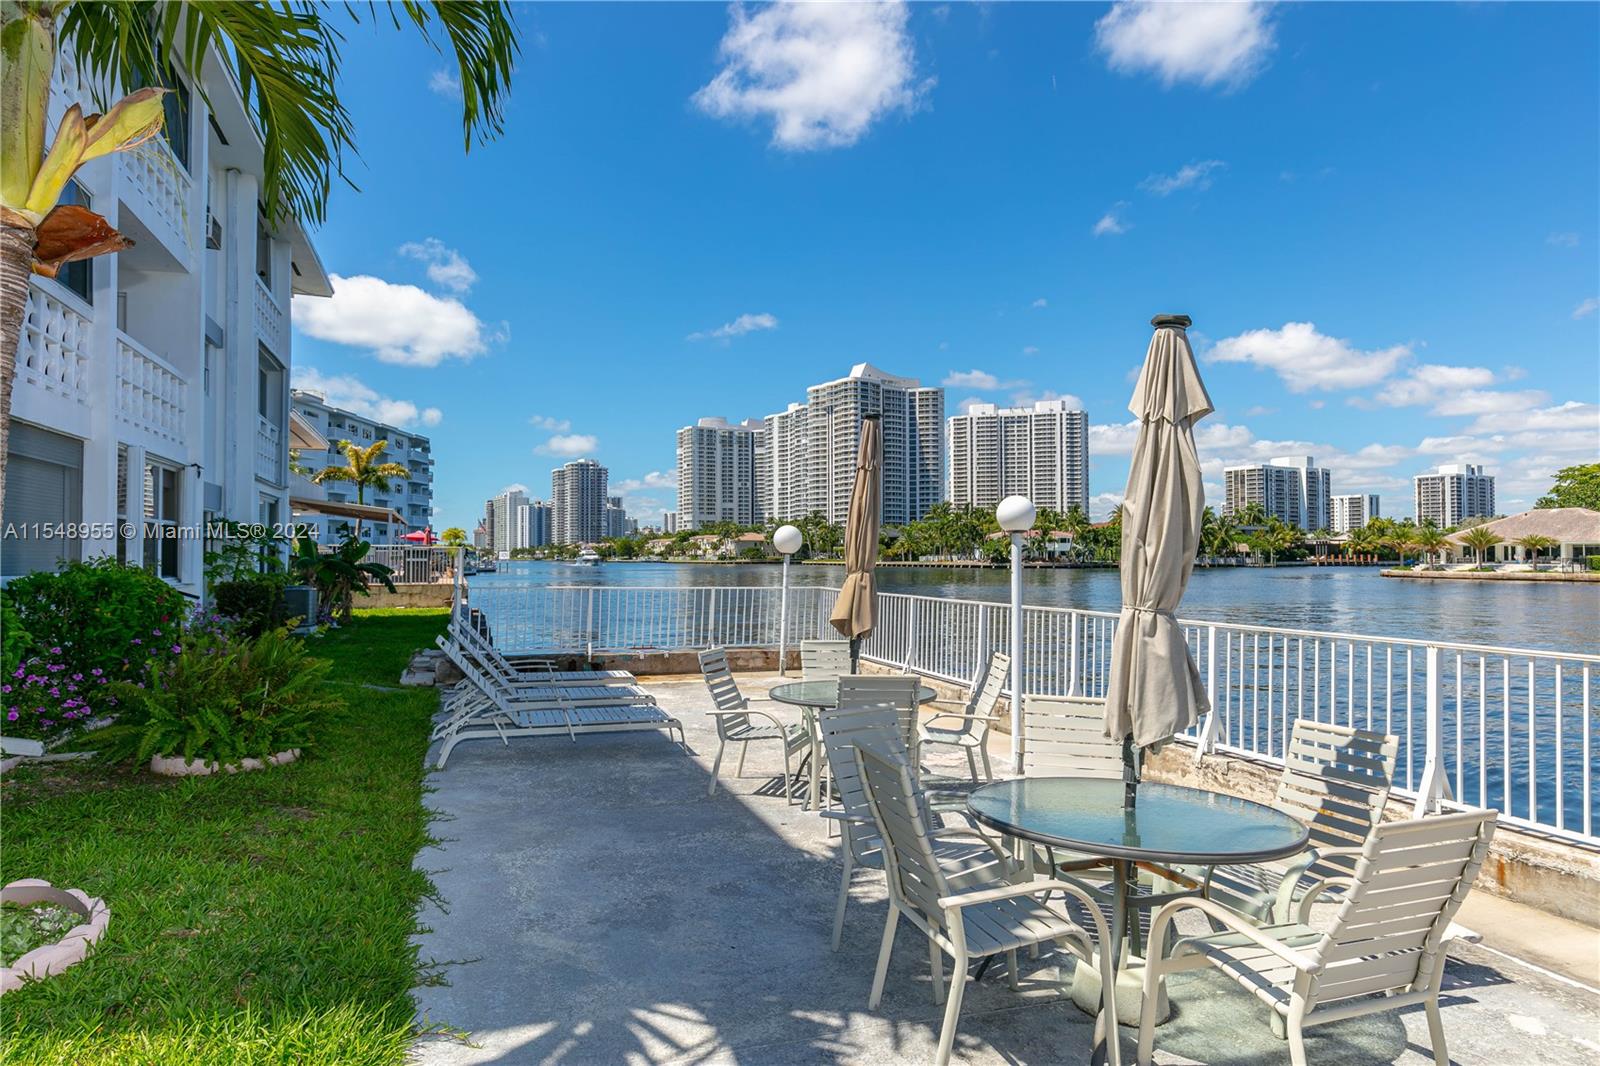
1069,953,1169,1028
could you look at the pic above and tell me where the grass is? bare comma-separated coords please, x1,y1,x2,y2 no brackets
0,609,449,1066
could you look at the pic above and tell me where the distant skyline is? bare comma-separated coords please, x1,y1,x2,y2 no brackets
289,2,1598,528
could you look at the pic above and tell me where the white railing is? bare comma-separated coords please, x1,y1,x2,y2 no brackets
461,582,1600,846
116,137,191,257
253,275,286,355
254,416,282,484
114,331,187,447
366,545,455,585
20,282,92,408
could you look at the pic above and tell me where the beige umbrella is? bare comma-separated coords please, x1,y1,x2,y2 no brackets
1104,315,1214,800
830,414,882,666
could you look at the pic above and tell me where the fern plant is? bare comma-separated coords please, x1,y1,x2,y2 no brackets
95,628,341,768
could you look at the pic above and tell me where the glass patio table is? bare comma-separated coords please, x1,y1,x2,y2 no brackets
769,679,938,809
967,778,1309,963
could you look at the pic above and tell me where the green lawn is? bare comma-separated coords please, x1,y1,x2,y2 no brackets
0,609,448,1066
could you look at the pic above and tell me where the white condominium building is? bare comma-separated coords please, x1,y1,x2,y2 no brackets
514,499,552,549
676,417,761,530
484,487,527,555
3,42,330,592
1330,493,1381,534
947,400,1089,515
763,364,944,525
1224,456,1332,531
1414,464,1495,528
604,496,634,538
291,392,435,544
551,459,608,544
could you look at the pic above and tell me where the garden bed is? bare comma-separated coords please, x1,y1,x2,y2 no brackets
0,609,448,1066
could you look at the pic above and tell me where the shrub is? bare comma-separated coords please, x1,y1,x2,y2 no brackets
3,651,116,743
3,558,187,683
211,576,290,638
0,592,32,678
94,628,341,767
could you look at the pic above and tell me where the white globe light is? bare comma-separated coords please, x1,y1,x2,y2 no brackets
996,495,1036,533
772,524,804,555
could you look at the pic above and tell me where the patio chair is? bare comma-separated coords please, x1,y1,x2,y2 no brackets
699,648,810,801
838,674,922,753
800,639,853,680
855,743,1123,1066
442,619,637,686
1019,695,1124,876
1136,808,1498,1066
1175,720,1399,923
919,650,1009,783
817,700,1008,950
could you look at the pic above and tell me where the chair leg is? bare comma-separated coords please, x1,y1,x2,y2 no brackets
1006,948,1019,991
1424,997,1450,1066
869,908,900,1009
979,744,993,781
1136,960,1163,1065
736,740,749,777
1287,1019,1309,1066
929,935,945,1003
966,747,979,782
781,744,796,806
831,848,853,951
707,738,727,796
934,946,969,1066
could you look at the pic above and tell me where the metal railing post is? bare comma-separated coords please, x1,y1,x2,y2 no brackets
584,587,595,660
777,555,791,676
1414,645,1445,816
1067,610,1079,696
904,596,919,673
451,546,464,625
1195,624,1221,761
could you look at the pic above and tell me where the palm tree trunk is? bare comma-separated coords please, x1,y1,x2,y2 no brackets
0,219,38,528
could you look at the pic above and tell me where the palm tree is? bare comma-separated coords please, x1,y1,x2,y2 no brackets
1458,526,1503,569
1516,533,1558,567
1,1,519,525
1412,526,1447,569
440,527,468,547
311,440,409,539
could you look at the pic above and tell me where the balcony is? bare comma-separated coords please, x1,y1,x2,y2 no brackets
114,331,188,450
255,415,283,485
253,275,286,355
17,282,93,415
116,138,192,269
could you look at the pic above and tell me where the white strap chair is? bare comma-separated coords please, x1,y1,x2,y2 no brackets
699,648,809,801
855,743,1122,1066
800,638,852,680
1137,808,1498,1066
838,674,922,754
919,650,1009,782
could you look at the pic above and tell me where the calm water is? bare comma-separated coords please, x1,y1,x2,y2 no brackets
473,560,1598,655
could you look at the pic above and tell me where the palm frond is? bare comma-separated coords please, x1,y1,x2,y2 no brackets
379,2,519,150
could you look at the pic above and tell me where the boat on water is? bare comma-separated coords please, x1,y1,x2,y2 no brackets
574,548,601,566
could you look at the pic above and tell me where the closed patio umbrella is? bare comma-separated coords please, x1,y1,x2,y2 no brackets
1104,314,1214,806
830,414,882,668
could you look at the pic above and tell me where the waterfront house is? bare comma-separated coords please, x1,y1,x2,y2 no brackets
1443,507,1600,565
4,42,329,595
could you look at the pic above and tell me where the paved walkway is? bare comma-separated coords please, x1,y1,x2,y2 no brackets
412,673,1599,1066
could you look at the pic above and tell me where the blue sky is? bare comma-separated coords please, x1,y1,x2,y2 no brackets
289,2,1599,529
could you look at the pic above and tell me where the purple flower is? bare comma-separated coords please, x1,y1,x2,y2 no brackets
5,711,16,722
49,646,61,654
91,668,103,677
131,638,142,646
171,645,182,654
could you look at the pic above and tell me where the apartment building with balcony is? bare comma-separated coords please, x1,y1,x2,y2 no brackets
3,45,331,593
289,391,435,544
947,399,1090,515
1331,493,1381,534
1414,464,1496,528
676,416,761,530
1223,456,1333,532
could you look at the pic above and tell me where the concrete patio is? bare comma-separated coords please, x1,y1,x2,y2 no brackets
412,672,1600,1066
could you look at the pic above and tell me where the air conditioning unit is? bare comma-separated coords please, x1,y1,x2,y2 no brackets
205,208,222,250
282,586,319,633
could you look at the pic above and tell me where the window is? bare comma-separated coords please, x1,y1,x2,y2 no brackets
143,461,182,580
1,423,83,577
53,179,94,303
258,349,284,422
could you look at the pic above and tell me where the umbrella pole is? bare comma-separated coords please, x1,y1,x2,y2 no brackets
1122,735,1139,809
849,636,861,674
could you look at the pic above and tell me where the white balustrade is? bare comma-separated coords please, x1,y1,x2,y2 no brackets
114,331,187,447
19,283,92,407
255,416,282,484
459,581,1599,846
253,275,286,355
116,137,191,256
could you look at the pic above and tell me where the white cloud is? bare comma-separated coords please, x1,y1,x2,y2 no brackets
1093,204,1129,237
1546,232,1579,248
498,483,529,496
686,311,779,342
693,2,928,150
428,70,461,100
1031,297,1049,309
1244,405,1276,417
536,434,599,458
292,274,503,367
615,470,677,492
529,414,573,432
957,396,989,415
1141,159,1226,196
1206,322,1411,392
1090,420,1141,456
1572,297,1598,320
1022,345,1040,356
1466,400,1598,437
1011,389,1084,410
943,368,1002,389
1090,492,1125,521
1095,1,1276,90
290,368,443,429
398,237,478,294
1374,364,1496,408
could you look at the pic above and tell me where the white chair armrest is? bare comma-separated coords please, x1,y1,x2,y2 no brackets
1272,844,1365,921
1293,874,1359,924
938,879,1072,910
929,826,1011,863
1149,897,1323,974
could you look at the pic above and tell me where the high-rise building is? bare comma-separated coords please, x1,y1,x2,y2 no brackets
761,364,944,525
551,459,608,544
292,392,435,544
663,511,678,534
484,487,526,554
947,400,1089,515
1414,464,1495,528
1223,456,1332,531
676,417,761,529
2,38,330,589
516,499,553,548
604,496,634,538
1331,493,1381,534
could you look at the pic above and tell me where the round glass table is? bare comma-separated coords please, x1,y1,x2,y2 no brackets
967,778,1309,959
769,679,939,809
